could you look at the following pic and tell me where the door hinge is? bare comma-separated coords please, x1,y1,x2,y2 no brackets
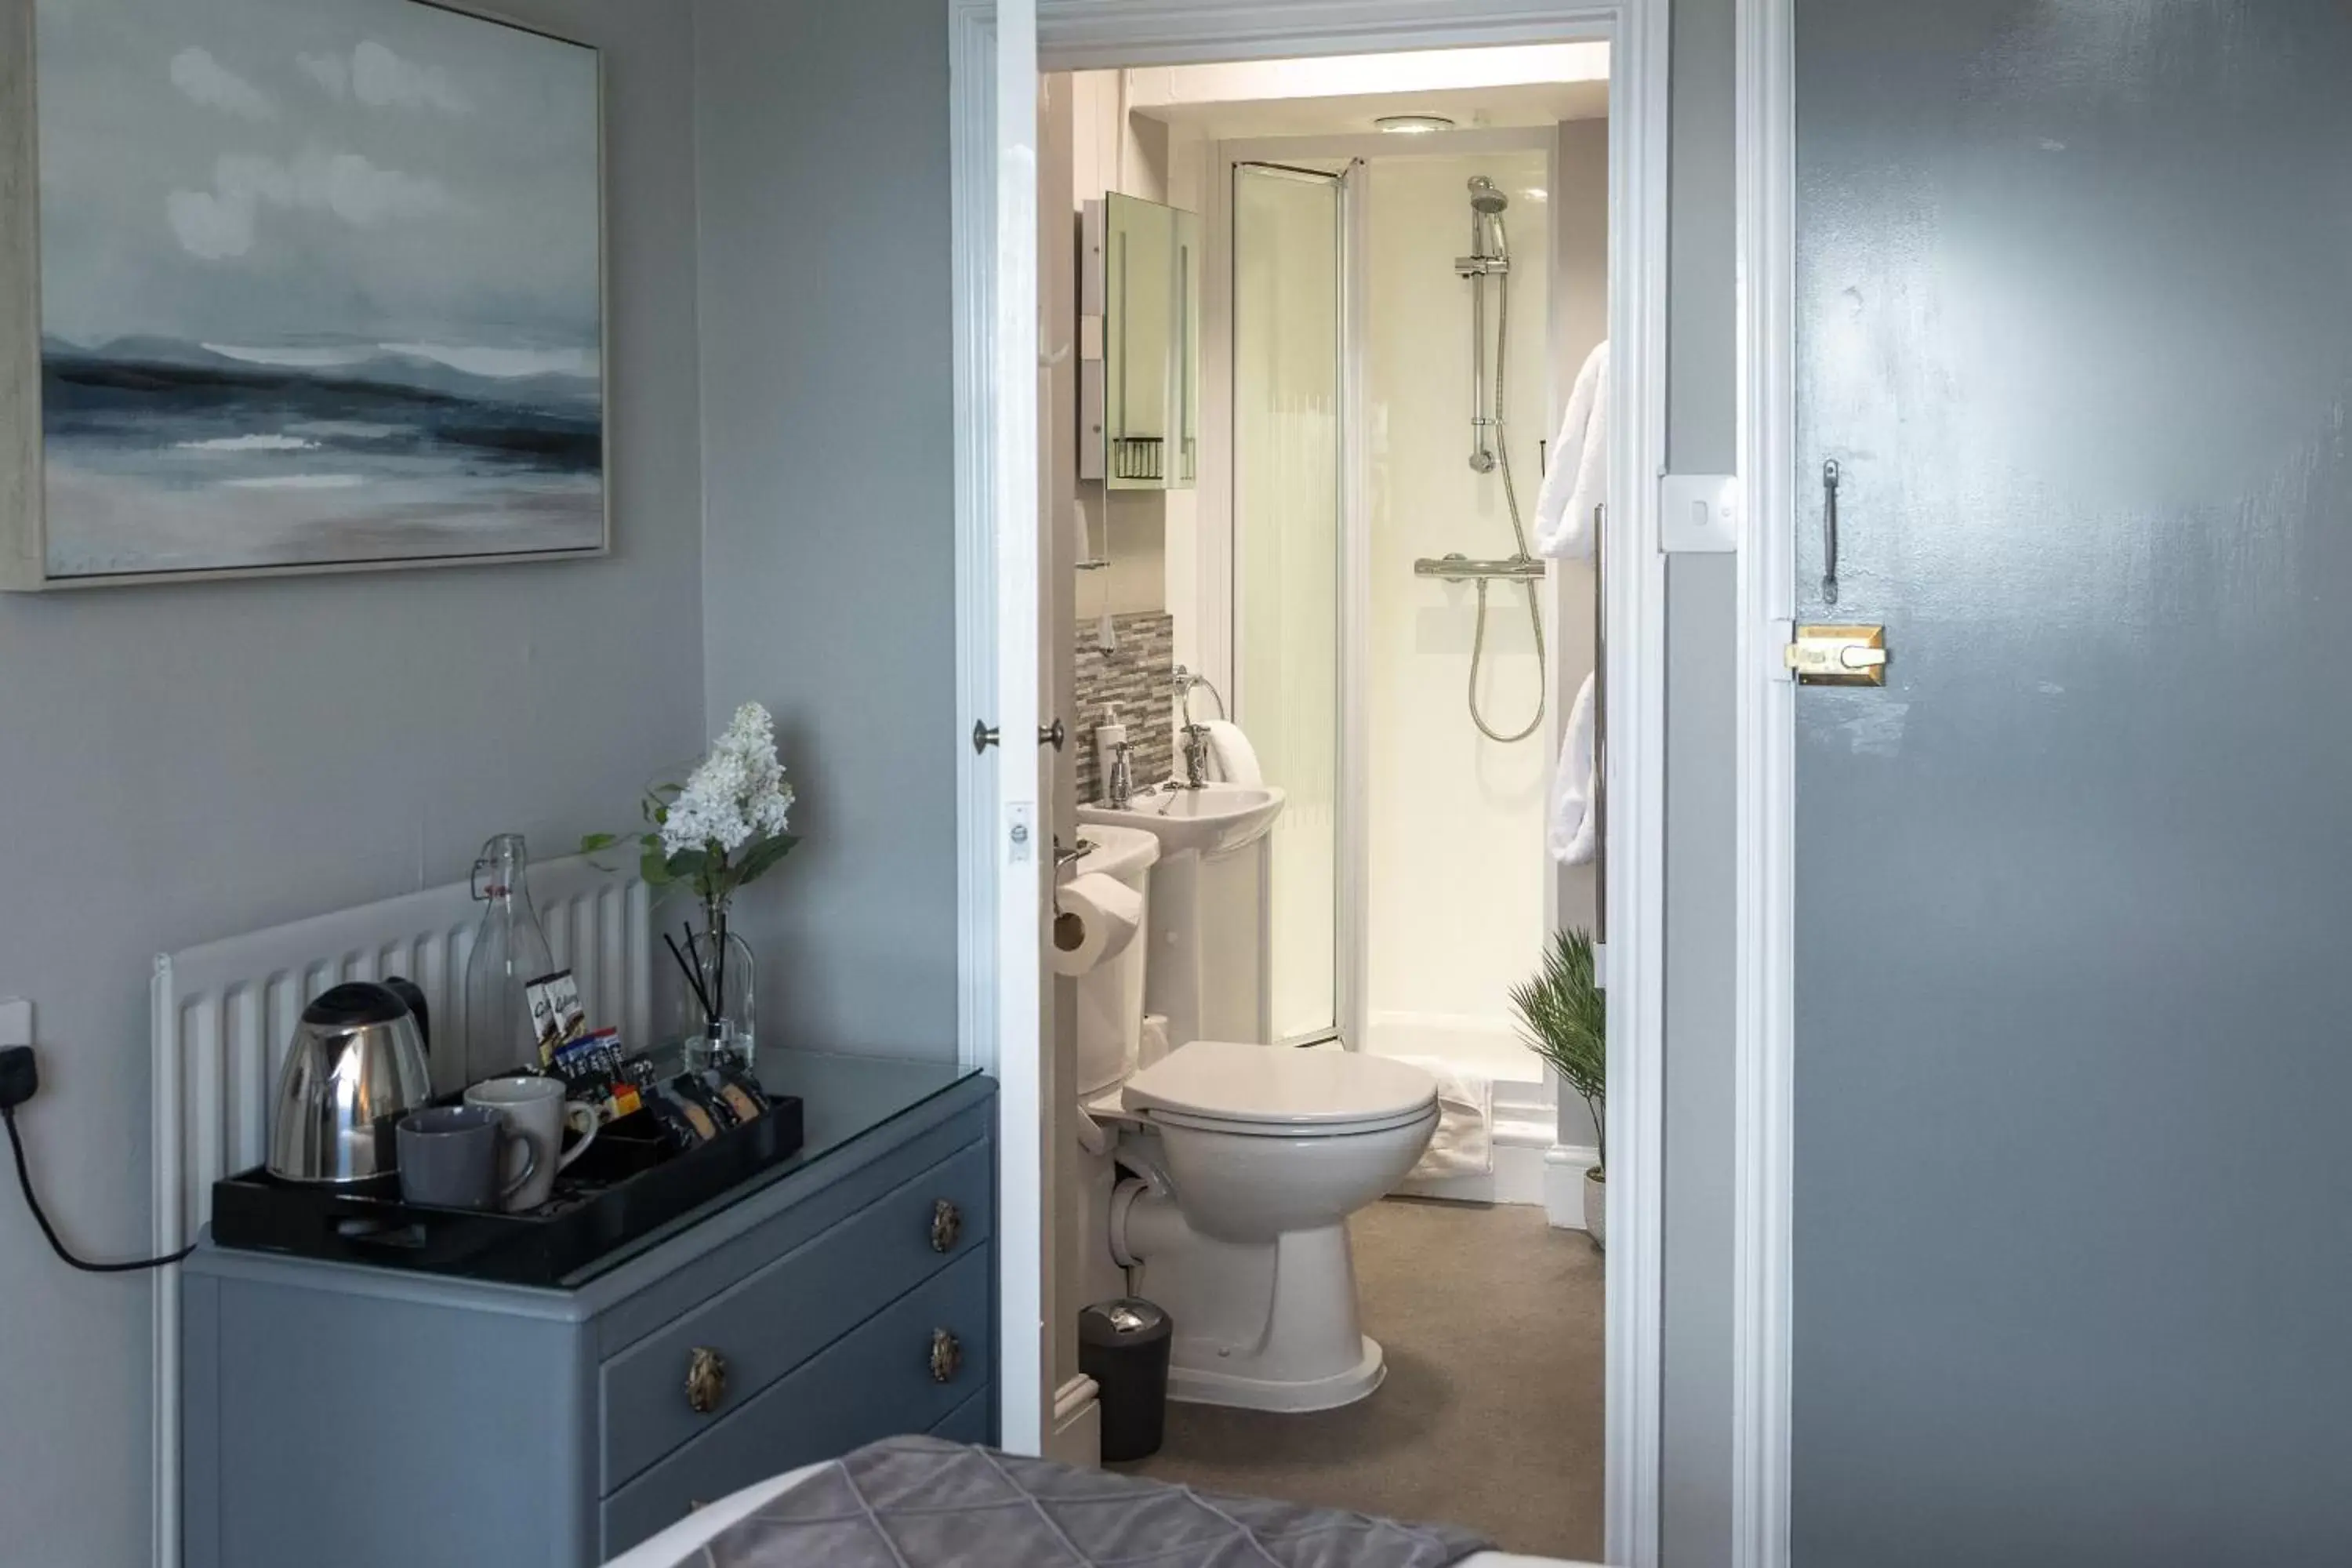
1784,623,1888,685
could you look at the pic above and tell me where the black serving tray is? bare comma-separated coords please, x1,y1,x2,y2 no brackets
209,1094,804,1287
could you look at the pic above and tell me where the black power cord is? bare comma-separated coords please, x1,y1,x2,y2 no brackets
2,1047,194,1274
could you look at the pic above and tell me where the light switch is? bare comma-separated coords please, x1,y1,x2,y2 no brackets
1660,473,1740,553
0,998,30,1049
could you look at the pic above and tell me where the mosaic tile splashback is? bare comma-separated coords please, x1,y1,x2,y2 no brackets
1073,612,1175,802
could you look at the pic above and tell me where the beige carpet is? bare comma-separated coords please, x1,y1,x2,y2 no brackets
1115,1197,1605,1560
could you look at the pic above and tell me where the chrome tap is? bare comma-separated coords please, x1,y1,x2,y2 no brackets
1171,665,1225,790
1178,723,1212,789
1105,739,1135,809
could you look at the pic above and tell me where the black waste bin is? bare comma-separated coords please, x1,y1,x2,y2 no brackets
1078,1298,1173,1462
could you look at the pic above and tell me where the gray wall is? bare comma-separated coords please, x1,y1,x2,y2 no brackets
1661,1,1739,1564
693,0,961,1060
0,3,706,1562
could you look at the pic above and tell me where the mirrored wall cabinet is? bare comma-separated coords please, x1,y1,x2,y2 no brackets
1080,193,1200,490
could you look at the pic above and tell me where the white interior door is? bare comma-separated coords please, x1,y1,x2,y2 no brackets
991,0,1044,1456
1784,2,2352,1559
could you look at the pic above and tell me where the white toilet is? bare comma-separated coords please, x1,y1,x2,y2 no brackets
1067,828,1439,1414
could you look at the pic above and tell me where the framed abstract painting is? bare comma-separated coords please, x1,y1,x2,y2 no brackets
0,0,605,587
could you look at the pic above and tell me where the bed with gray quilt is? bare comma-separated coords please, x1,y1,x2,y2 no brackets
604,1436,1593,1568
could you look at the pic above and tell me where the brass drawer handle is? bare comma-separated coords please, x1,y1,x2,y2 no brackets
929,1328,962,1385
685,1346,728,1415
930,1198,963,1254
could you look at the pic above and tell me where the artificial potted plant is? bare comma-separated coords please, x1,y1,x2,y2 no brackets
1512,927,1606,1247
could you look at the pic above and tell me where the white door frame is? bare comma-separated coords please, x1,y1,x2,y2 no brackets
954,3,1671,1562
1730,0,1796,1563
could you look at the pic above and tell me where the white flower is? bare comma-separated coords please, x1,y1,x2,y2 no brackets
661,702,794,859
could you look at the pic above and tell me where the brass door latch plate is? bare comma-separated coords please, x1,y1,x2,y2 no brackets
1785,624,1888,685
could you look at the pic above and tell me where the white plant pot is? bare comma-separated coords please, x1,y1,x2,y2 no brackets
1584,1167,1606,1250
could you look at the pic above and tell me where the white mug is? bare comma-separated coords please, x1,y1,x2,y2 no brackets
463,1075,599,1212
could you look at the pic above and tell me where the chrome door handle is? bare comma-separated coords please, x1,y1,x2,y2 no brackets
1594,502,1608,947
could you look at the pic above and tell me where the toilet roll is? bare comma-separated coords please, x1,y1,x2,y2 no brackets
1050,873,1143,977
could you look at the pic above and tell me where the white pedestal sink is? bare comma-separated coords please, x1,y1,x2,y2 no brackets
1076,783,1287,1052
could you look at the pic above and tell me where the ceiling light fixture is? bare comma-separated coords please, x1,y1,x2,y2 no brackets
1374,114,1455,135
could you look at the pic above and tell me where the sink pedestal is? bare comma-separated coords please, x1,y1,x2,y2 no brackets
1076,782,1287,1053
1142,837,1269,1052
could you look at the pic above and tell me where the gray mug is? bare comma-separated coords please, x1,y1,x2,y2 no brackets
396,1105,535,1211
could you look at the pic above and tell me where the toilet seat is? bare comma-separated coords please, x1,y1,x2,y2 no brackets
1122,1040,1439,1138
1142,1102,1438,1138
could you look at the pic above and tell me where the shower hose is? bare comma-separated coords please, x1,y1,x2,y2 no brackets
1468,262,1547,745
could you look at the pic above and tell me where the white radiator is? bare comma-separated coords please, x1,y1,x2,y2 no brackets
147,853,651,1568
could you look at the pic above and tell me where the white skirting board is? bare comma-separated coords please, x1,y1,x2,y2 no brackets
1544,1143,1603,1231
1398,1127,1601,1229
1395,1102,1559,1207
1392,1066,1599,1230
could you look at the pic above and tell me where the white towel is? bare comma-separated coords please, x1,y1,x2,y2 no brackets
1552,671,1599,866
1535,340,1608,561
1200,720,1262,786
1396,1055,1494,1181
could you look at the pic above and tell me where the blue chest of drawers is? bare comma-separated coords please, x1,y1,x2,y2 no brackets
180,1054,997,1568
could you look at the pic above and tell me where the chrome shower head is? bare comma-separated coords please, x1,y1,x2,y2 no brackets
1467,176,1511,263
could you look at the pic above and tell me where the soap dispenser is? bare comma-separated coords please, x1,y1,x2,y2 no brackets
1094,706,1128,805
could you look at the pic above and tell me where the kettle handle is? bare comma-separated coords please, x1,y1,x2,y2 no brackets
381,976,430,1051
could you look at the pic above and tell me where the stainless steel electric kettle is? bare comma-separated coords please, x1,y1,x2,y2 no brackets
267,978,435,1186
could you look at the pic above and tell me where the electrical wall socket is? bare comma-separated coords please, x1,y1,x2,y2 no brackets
0,998,30,1049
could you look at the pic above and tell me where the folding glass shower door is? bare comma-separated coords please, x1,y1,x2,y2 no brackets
1232,162,1348,1047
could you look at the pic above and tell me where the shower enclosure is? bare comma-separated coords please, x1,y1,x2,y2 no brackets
1220,132,1593,1089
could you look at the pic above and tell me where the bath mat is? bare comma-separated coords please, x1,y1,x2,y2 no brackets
1398,1055,1494,1180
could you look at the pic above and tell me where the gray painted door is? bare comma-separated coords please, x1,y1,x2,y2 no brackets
1794,5,2352,1565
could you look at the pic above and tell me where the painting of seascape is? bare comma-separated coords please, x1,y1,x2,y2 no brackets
28,0,602,580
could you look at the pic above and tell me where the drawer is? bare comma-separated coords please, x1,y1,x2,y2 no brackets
928,1388,993,1446
601,1138,992,1491
601,1247,994,1558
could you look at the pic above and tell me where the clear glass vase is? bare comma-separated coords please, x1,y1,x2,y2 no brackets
461,833,557,1090
675,906,755,1071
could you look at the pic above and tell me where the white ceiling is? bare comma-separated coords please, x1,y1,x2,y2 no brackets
1135,80,1610,141
1116,43,1610,142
